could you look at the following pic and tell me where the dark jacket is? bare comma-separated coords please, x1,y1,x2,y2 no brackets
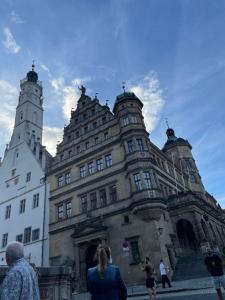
87,264,127,300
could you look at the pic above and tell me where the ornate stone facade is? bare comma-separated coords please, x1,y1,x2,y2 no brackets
47,90,225,291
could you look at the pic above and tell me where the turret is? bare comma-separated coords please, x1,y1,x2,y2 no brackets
162,127,205,195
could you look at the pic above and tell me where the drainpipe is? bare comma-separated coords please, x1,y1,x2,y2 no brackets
41,175,47,266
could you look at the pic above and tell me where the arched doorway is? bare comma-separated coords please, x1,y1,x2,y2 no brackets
85,244,98,275
176,219,197,251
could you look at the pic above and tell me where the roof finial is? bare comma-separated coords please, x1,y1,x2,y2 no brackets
165,117,170,129
32,60,35,71
122,81,126,93
95,92,99,99
105,99,109,106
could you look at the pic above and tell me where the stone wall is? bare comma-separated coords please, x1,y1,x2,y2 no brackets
0,266,72,300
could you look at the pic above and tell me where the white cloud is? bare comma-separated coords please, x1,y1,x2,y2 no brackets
51,77,64,92
130,72,165,132
2,27,21,54
10,10,25,24
41,63,50,73
43,126,63,156
0,80,18,154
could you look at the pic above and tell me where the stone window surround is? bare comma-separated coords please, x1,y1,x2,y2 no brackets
125,236,141,265
56,198,73,221
56,169,71,188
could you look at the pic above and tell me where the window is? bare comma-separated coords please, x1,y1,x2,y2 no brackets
136,139,144,152
81,195,87,212
32,229,40,241
58,175,64,187
84,126,88,134
5,205,11,219
60,154,64,162
90,192,97,210
33,193,39,208
102,116,106,123
143,171,152,189
130,240,141,263
83,113,87,119
24,227,31,244
122,116,129,126
14,177,19,185
124,215,130,224
76,131,79,138
80,166,86,178
133,173,142,191
96,158,103,171
109,185,117,202
19,199,26,214
66,202,72,217
190,173,197,183
104,132,109,140
92,109,95,116
58,204,64,220
85,141,89,149
93,122,97,129
105,154,112,167
88,161,95,174
77,146,81,153
26,172,31,182
127,140,134,153
2,233,8,248
131,115,138,123
11,169,16,177
99,188,107,207
65,172,71,185
16,234,23,243
95,137,99,145
68,150,72,158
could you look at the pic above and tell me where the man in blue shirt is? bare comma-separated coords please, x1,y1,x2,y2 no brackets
0,241,40,300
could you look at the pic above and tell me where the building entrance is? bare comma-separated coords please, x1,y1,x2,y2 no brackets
176,219,197,252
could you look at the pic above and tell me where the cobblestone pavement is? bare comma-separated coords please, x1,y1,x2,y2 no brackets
130,288,219,299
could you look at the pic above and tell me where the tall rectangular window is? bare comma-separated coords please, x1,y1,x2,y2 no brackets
5,205,11,219
96,158,103,171
58,175,64,187
122,116,129,126
90,192,97,210
85,141,89,149
24,227,31,244
26,172,31,182
33,193,39,208
136,139,144,152
131,115,138,123
19,199,26,214
133,173,142,191
105,154,112,167
65,172,71,185
127,140,134,153
99,188,107,207
143,171,152,189
66,201,72,218
2,233,8,248
16,234,23,243
130,240,141,263
93,122,97,129
109,185,117,202
58,204,64,220
81,195,87,212
88,161,95,174
80,166,86,178
84,126,88,134
32,229,40,241
77,146,81,153
95,137,99,145
104,132,109,140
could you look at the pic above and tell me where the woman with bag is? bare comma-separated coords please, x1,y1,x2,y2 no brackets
87,244,127,300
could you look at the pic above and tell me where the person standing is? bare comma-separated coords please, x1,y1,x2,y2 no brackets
0,241,40,300
140,257,157,300
205,248,225,300
159,259,172,288
87,245,127,300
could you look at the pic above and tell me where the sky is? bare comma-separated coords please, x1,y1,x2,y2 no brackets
0,0,225,206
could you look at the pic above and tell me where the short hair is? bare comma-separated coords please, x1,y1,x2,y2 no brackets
6,241,24,263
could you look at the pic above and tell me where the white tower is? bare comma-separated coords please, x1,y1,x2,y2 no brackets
0,64,49,266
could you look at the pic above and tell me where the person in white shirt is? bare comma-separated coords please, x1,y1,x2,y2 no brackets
159,259,172,288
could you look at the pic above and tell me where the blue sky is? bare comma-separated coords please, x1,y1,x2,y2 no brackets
0,0,225,205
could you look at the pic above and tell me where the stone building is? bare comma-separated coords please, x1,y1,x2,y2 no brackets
0,65,50,266
48,88,225,290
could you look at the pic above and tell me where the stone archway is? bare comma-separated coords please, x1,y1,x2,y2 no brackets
176,219,198,252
